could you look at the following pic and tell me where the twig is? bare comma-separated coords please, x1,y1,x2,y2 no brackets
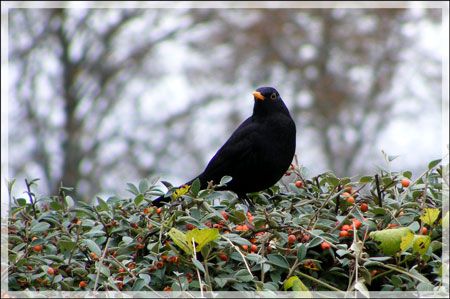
221,235,254,278
191,238,204,297
374,174,383,207
94,237,110,291
25,179,37,219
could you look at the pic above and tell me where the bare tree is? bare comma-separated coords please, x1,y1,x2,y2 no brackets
185,8,441,176
9,8,201,197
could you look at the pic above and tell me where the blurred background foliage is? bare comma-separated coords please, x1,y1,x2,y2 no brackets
7,6,443,200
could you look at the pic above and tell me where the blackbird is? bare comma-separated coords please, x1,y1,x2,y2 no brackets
152,86,296,206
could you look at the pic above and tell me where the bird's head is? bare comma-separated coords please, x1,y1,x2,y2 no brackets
252,86,290,116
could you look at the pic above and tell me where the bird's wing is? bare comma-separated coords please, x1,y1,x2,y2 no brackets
199,117,258,182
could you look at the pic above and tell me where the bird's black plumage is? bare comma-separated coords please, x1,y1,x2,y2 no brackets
152,87,296,206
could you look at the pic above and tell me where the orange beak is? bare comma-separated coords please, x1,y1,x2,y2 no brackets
252,91,265,101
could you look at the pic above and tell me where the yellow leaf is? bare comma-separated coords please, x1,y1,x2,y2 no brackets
171,184,191,200
186,228,220,252
420,208,440,226
284,276,311,297
168,228,192,254
412,235,431,256
400,230,414,252
370,227,413,256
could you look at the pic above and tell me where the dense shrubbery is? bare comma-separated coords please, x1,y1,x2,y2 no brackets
6,158,448,295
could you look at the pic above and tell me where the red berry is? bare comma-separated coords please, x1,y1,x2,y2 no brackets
118,268,126,273
156,207,163,214
218,252,228,261
360,203,369,212
47,267,55,276
320,241,331,250
220,211,229,220
168,256,179,263
186,223,196,230
155,261,164,269
79,281,87,288
250,244,258,252
288,234,296,244
241,245,249,251
339,230,350,238
421,227,428,234
295,180,304,188
346,196,355,204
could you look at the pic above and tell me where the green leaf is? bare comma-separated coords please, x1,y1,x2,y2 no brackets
297,244,307,260
168,228,192,254
96,197,109,211
420,208,440,226
359,176,373,184
369,227,413,256
132,278,146,291
58,240,76,251
190,178,201,197
428,159,441,170
30,222,50,233
134,194,145,206
191,258,205,273
139,179,149,193
83,239,102,256
186,228,220,252
267,254,289,269
219,176,232,186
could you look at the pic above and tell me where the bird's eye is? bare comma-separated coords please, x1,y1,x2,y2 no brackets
270,93,277,100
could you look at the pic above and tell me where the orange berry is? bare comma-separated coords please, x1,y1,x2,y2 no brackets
89,252,98,260
47,267,55,276
143,207,151,214
352,219,362,229
401,178,410,188
242,245,249,251
288,234,296,244
344,185,353,193
360,203,369,212
128,262,136,269
346,196,355,204
32,245,43,252
155,261,164,269
320,241,331,250
339,230,350,238
218,252,228,262
220,211,229,220
79,281,87,288
342,192,351,198
388,223,399,228
156,207,163,214
163,286,172,292
116,282,124,290
421,227,428,234
135,243,145,250
161,254,168,262
295,180,304,188
371,270,379,276
118,268,126,273
250,238,257,244
341,224,351,231
250,244,258,252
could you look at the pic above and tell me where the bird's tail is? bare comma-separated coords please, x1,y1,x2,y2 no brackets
151,177,202,207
